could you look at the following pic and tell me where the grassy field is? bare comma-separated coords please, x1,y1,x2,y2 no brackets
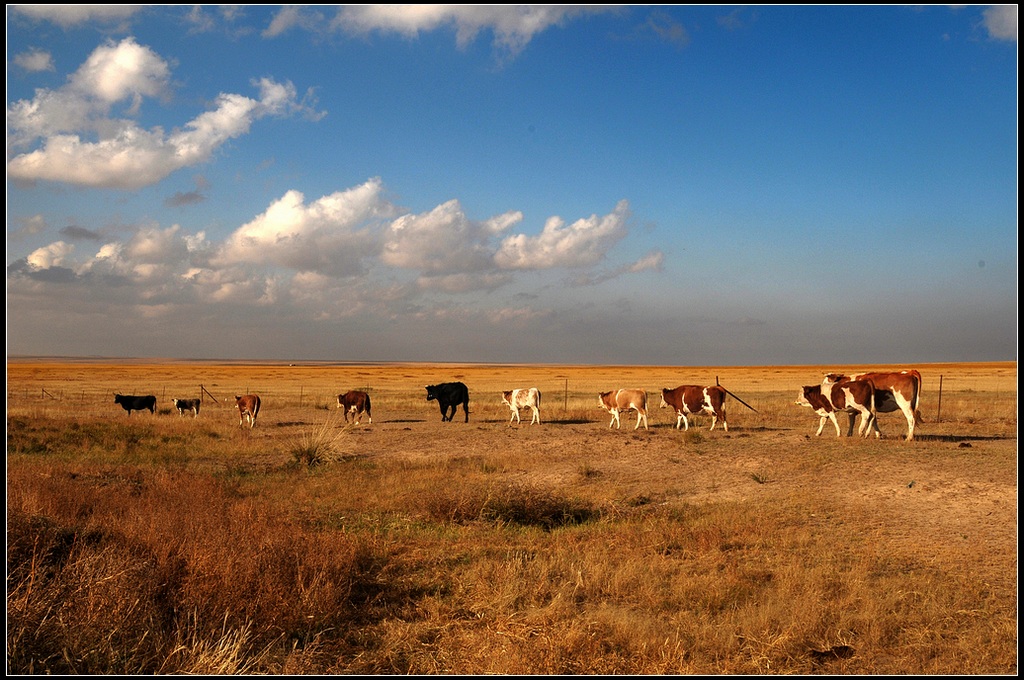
6,359,1017,674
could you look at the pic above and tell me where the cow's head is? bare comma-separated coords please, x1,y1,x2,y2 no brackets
598,392,614,409
796,385,821,407
425,385,437,401
500,390,513,406
659,390,670,408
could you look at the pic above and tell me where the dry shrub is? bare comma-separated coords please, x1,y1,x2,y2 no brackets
416,481,598,528
6,465,377,674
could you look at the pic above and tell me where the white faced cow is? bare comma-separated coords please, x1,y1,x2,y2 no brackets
235,394,261,429
501,388,541,425
659,385,728,431
171,397,201,418
336,390,372,424
598,389,648,430
796,379,878,438
823,370,921,440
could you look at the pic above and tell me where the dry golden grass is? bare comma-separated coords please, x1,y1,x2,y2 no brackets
6,359,1017,674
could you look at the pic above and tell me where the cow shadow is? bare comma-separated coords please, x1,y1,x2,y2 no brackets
911,433,1015,443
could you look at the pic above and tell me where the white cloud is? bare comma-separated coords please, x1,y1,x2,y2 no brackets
10,5,141,28
125,224,190,264
6,38,322,189
382,199,521,273
26,241,74,269
266,5,611,56
216,179,397,276
71,38,171,107
983,5,1017,41
13,48,54,72
495,199,631,270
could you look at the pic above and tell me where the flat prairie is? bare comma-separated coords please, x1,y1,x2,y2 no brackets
6,359,1018,674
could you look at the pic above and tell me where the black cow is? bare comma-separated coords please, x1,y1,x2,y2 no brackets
114,393,157,416
425,382,470,422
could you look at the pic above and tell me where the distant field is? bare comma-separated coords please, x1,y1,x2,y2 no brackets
6,360,1017,674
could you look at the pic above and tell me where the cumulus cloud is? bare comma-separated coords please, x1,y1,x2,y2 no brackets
983,5,1017,41
8,176,650,346
494,199,632,269
6,38,324,189
26,241,74,270
216,178,398,276
383,199,522,273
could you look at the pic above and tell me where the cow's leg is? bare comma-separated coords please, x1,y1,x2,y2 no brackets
708,410,718,431
855,407,876,437
896,394,915,440
845,412,857,437
828,412,841,436
530,406,539,425
680,412,689,430
815,415,827,436
635,409,647,430
609,410,620,428
463,401,469,423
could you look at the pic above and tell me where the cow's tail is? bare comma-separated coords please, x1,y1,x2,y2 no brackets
253,396,262,421
913,371,924,424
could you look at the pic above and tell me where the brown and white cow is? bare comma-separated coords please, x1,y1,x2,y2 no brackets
171,397,201,418
659,385,728,431
598,389,648,430
336,390,372,424
235,394,261,428
796,380,877,437
501,388,541,425
823,370,922,440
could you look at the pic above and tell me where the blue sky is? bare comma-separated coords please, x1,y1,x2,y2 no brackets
6,5,1018,365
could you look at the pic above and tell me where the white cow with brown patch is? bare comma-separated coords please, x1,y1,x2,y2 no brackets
823,370,922,440
598,389,648,430
796,379,877,437
501,388,541,425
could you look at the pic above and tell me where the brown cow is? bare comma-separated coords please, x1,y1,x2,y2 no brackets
796,379,877,437
823,370,921,440
336,390,372,424
598,389,648,430
659,385,728,431
235,394,261,428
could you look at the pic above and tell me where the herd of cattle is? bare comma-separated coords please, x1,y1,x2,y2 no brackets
111,368,924,440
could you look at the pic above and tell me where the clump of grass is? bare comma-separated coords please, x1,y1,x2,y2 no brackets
291,415,353,467
681,429,704,445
